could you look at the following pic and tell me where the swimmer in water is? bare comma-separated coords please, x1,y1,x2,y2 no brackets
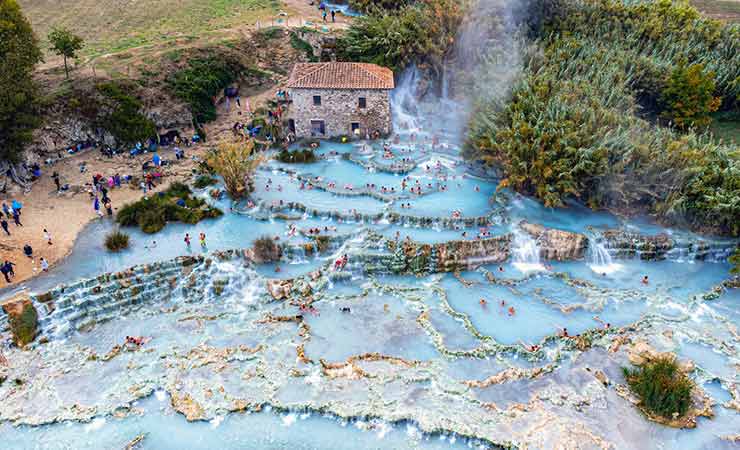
642,275,649,285
479,298,487,307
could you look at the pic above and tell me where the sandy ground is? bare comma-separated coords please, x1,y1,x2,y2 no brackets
0,146,207,288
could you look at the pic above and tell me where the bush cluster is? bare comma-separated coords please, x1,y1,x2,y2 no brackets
8,301,38,347
96,82,156,148
167,57,242,124
104,230,130,252
276,148,316,163
252,236,282,263
337,0,463,74
193,175,218,189
623,356,694,419
467,0,740,236
116,182,222,233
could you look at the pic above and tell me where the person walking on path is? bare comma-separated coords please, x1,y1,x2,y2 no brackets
2,203,10,219
23,244,33,258
105,199,113,216
1,219,9,236
44,229,52,245
4,260,16,278
52,172,61,191
40,257,49,272
322,9,327,21
331,10,335,22
1,262,10,283
11,199,22,216
93,196,103,217
12,210,22,227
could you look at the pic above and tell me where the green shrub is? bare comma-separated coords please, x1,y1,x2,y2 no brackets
116,183,222,233
730,247,740,274
348,0,413,13
193,175,217,189
289,32,317,62
623,356,693,419
104,230,130,252
337,0,463,74
96,82,156,147
8,301,38,347
167,56,242,124
276,148,316,164
253,236,282,263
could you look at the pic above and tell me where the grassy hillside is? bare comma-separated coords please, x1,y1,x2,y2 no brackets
691,0,740,22
18,0,281,58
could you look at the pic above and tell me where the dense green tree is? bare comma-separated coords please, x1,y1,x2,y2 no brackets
660,62,721,129
48,27,84,79
96,82,156,147
0,0,43,163
337,0,462,75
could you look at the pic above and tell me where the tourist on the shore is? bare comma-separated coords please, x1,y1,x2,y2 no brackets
11,199,22,216
44,229,52,245
93,196,103,217
40,257,49,272
1,219,9,236
52,172,61,191
12,210,22,227
4,260,16,278
0,262,11,283
23,244,33,258
105,199,113,216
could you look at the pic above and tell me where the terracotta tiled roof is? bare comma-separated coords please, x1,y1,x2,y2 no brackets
287,62,395,90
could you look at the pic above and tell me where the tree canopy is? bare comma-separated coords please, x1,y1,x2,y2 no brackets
48,26,84,79
0,0,43,163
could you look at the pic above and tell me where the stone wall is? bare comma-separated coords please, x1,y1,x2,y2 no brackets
287,87,391,138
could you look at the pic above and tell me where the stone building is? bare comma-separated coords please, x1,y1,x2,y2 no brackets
286,62,394,139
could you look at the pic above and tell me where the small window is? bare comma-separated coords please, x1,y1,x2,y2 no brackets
311,120,326,136
358,97,366,109
313,95,321,106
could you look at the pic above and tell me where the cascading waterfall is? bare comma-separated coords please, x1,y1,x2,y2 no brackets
511,228,544,272
587,238,622,275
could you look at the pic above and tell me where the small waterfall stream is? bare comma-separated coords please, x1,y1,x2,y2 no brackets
587,238,622,275
511,228,544,272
